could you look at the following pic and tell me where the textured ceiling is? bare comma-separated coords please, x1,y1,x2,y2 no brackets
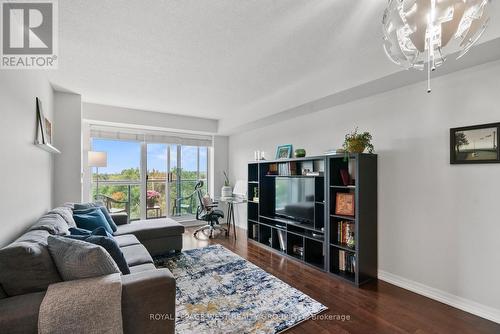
48,0,500,133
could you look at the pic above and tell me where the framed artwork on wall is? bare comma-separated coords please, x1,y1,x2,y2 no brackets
450,123,500,164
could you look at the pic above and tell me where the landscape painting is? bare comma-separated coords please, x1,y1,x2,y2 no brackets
451,124,499,164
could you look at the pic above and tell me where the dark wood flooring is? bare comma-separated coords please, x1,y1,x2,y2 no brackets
182,226,500,334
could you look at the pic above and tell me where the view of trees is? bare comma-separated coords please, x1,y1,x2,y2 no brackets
92,168,207,220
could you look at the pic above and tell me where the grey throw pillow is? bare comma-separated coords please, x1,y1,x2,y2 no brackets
29,214,69,236
47,236,120,281
49,207,77,228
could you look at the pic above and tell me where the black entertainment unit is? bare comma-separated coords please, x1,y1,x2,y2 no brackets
247,154,377,286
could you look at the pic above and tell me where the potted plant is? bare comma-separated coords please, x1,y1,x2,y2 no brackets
221,171,232,198
147,190,161,208
343,127,374,154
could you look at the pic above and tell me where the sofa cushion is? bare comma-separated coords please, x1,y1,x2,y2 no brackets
73,207,114,235
111,212,128,226
74,203,118,232
114,234,140,248
128,263,156,274
0,230,61,296
48,207,76,228
69,226,113,238
29,213,69,236
47,236,120,281
0,291,45,333
121,244,153,267
114,219,184,240
66,232,130,275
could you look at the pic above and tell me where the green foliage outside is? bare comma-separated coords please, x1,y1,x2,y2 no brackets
93,168,207,220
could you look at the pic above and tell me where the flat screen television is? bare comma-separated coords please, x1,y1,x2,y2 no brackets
275,177,315,224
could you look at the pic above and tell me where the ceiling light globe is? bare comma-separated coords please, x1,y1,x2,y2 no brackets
382,0,491,71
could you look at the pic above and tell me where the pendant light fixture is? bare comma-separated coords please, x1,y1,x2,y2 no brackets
382,0,492,92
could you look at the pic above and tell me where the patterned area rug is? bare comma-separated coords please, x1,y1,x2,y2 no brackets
154,245,327,334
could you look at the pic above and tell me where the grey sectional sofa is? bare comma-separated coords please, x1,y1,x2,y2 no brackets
0,206,185,334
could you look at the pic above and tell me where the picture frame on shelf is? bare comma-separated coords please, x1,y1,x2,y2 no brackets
335,193,355,216
34,97,61,154
276,144,293,159
35,97,47,144
44,117,53,144
450,122,500,164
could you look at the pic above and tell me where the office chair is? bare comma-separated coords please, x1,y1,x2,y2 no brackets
193,181,227,239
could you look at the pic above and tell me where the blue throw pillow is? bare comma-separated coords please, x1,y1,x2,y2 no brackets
73,208,114,235
74,203,118,232
65,233,130,275
69,226,113,238
98,207,118,232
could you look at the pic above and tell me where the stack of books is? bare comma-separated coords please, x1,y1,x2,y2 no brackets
337,221,355,247
277,162,297,176
338,251,356,274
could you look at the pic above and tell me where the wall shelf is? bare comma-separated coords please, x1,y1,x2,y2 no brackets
35,142,61,154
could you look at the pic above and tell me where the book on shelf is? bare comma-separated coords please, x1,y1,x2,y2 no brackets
337,221,355,247
276,161,297,176
267,163,278,175
324,149,345,155
338,250,356,274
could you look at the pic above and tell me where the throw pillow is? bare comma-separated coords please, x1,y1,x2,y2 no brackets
47,236,119,281
65,233,130,275
69,226,113,238
29,214,69,236
73,208,114,235
74,203,118,232
48,207,77,228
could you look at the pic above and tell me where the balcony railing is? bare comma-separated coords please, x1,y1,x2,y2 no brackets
92,178,207,220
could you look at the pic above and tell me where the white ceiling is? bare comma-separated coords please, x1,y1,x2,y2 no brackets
49,0,500,134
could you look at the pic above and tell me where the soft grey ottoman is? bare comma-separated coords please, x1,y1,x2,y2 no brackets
114,219,185,256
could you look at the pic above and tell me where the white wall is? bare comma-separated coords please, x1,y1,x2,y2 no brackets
53,91,83,206
229,60,500,320
210,136,229,197
0,72,54,246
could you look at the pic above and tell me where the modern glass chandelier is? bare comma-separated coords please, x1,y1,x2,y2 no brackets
382,0,492,92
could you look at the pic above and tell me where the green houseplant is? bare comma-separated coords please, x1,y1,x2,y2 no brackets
221,171,232,198
343,127,374,154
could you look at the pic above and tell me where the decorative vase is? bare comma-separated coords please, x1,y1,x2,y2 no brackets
295,148,306,158
147,198,157,208
221,186,232,198
346,140,366,153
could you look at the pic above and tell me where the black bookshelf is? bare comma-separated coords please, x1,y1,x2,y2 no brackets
247,154,377,286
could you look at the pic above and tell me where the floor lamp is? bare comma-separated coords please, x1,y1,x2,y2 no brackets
88,151,108,199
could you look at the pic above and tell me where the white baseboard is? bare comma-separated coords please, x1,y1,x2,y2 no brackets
378,270,500,324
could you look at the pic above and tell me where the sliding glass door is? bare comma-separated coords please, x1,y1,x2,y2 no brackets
147,144,208,219
91,139,142,220
92,138,209,221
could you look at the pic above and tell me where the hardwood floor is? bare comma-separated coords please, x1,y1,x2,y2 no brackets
182,226,499,334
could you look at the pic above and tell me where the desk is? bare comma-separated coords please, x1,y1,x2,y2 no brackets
217,197,246,239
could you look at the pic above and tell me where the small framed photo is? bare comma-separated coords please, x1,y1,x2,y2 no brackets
276,144,293,159
450,123,500,164
335,193,355,216
36,97,48,144
44,118,52,144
